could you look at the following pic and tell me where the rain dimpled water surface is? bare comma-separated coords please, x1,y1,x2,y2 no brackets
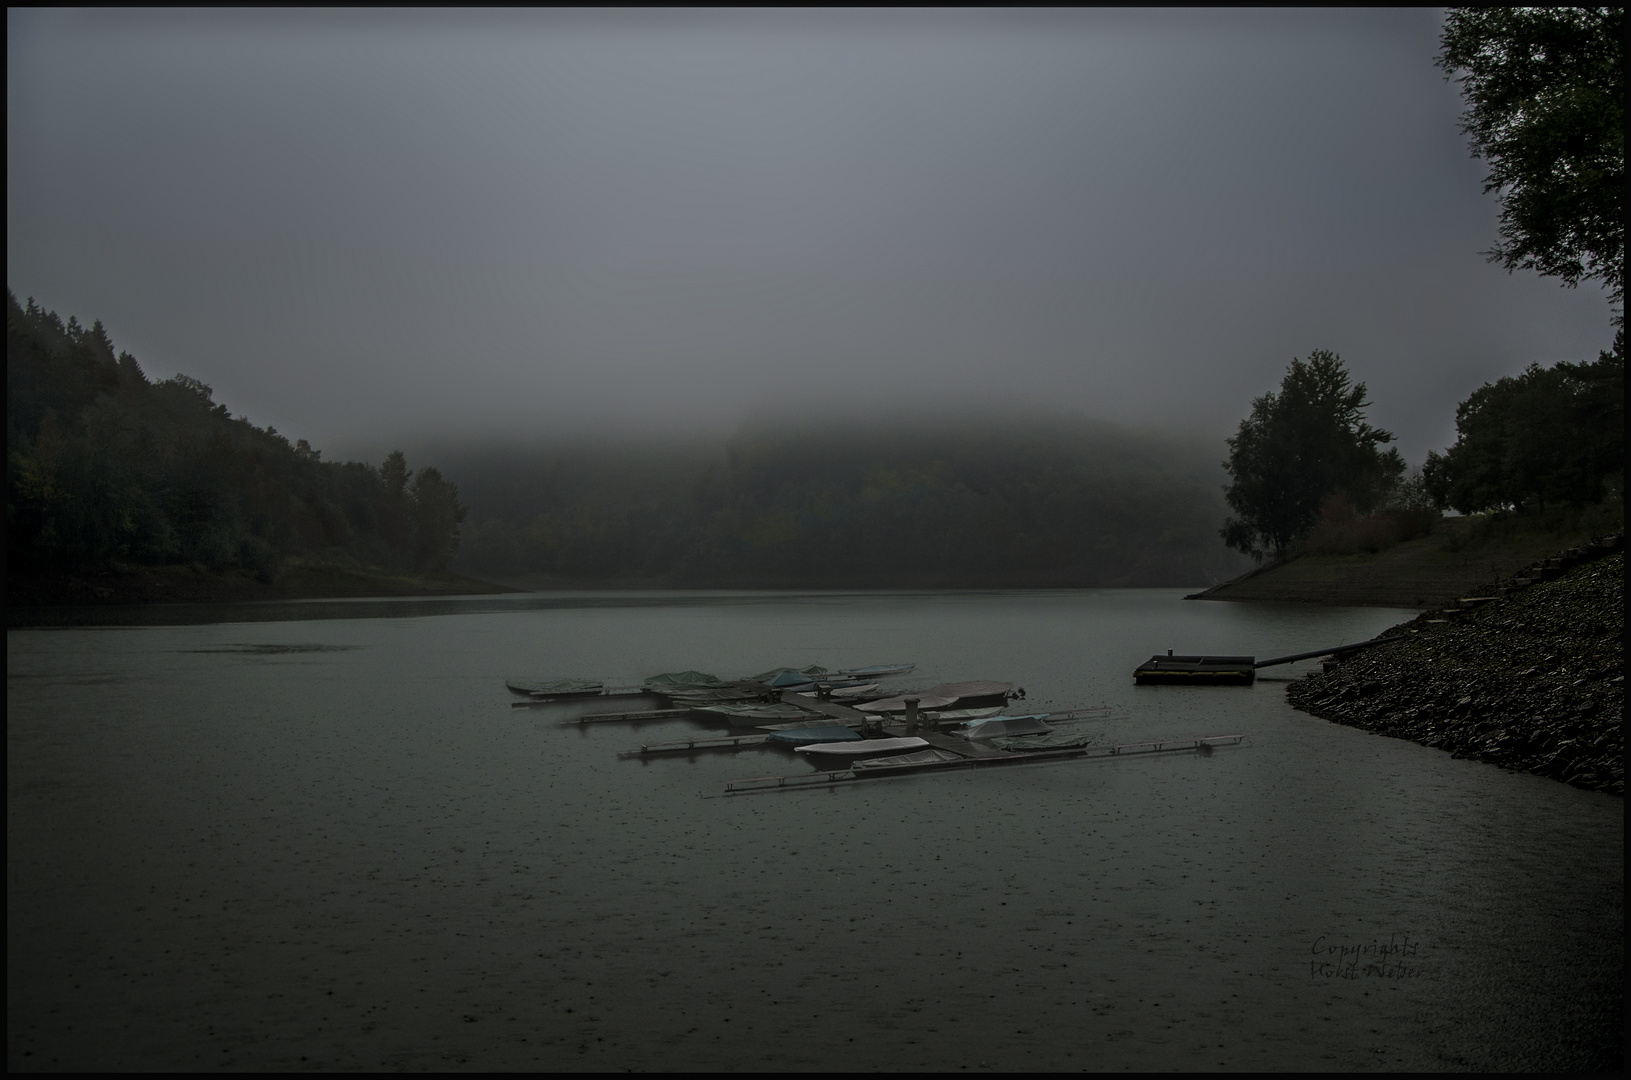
7,589,1622,1070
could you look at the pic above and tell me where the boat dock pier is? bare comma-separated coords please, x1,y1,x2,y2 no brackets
561,707,693,724
1133,636,1397,685
620,733,772,757
510,687,649,708
717,734,1246,796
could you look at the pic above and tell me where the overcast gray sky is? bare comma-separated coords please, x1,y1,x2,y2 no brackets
8,7,1617,467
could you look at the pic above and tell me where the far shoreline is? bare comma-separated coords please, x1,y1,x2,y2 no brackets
6,562,517,612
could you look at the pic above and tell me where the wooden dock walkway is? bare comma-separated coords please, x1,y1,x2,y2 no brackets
510,687,650,708
619,733,771,757
716,734,1246,796
561,707,693,724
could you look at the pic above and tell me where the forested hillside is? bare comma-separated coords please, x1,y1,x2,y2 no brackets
447,417,1253,588
9,291,1250,593
6,292,465,586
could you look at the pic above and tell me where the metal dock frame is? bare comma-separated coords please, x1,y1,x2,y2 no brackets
718,734,1245,795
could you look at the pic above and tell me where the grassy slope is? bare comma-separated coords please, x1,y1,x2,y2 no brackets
1189,508,1624,608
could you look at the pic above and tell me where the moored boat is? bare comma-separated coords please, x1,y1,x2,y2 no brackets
795,736,930,757
505,678,605,698
947,714,1052,740
855,694,958,714
764,725,863,746
836,663,916,679
852,747,967,769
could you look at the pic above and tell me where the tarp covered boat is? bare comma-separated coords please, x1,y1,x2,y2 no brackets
661,686,760,705
852,747,966,769
949,714,1053,740
694,702,829,725
990,731,1099,751
765,725,863,746
793,682,882,701
855,694,958,714
505,678,605,697
923,680,1017,704
643,670,725,690
922,706,1005,721
796,736,930,757
836,663,916,679
750,665,830,688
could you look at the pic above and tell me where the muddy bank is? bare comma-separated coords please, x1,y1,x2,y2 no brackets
6,561,512,610
1286,538,1624,794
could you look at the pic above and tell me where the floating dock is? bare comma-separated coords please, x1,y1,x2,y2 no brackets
510,687,649,707
560,707,693,724
1133,655,1257,685
620,733,772,756
1133,637,1397,685
717,734,1245,795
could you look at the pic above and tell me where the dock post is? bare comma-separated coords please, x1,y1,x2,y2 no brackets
903,697,920,735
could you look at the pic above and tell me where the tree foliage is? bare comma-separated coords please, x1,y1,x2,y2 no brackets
1219,351,1404,562
1423,330,1623,514
6,292,467,578
1437,7,1625,315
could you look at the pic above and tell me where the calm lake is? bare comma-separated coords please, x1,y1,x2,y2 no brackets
7,589,1622,1071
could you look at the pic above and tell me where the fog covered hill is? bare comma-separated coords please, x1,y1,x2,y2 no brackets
6,293,466,592
436,415,1255,588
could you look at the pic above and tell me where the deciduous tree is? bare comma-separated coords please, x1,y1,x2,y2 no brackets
1437,7,1624,318
1220,351,1403,561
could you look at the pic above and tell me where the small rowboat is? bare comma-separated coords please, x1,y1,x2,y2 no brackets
836,663,916,679
852,747,966,769
855,694,957,714
795,736,929,757
505,678,605,698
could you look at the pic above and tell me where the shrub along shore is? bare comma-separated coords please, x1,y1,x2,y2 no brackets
1286,536,1624,795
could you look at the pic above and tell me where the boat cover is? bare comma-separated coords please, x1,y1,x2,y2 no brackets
991,731,1099,751
643,670,724,689
852,747,966,769
750,665,830,688
923,706,1005,721
661,687,759,704
923,680,1015,700
837,663,916,678
765,725,862,746
695,702,827,724
796,736,929,756
855,694,958,713
951,714,1053,740
505,678,603,696
795,682,881,700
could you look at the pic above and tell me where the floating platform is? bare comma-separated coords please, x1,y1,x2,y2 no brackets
1133,638,1398,686
718,734,1245,795
1133,655,1256,685
561,707,693,724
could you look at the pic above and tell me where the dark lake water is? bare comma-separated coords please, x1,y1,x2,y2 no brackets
8,589,1622,1070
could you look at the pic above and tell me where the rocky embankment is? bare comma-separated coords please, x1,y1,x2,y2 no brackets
1286,535,1624,795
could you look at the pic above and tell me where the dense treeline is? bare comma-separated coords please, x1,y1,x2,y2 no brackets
1424,332,1623,515
448,418,1253,587
6,292,465,581
1216,340,1622,565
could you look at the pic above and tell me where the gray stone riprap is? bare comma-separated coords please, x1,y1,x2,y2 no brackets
1287,540,1624,795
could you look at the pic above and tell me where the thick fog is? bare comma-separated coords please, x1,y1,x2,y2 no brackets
7,8,1616,467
